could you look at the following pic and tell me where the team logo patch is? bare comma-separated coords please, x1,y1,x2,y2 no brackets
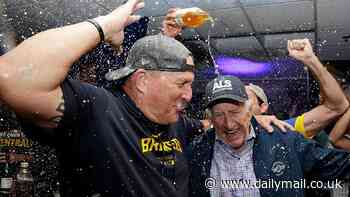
271,161,286,176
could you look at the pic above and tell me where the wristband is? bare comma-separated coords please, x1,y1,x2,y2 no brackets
86,19,105,42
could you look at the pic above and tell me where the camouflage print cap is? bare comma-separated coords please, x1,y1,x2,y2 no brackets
105,34,194,81
247,83,268,104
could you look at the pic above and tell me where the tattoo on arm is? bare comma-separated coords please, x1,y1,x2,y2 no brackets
49,96,65,124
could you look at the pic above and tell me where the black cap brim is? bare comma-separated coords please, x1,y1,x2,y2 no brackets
206,94,247,108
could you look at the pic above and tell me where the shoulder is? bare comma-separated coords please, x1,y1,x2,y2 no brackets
60,79,117,126
62,79,113,106
251,116,300,140
180,116,203,131
255,126,304,145
63,79,109,97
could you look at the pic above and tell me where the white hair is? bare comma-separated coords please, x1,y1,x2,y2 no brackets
207,100,252,118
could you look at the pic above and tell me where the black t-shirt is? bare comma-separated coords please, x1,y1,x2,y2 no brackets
22,79,203,197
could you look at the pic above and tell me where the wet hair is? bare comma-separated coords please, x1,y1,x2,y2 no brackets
207,100,251,117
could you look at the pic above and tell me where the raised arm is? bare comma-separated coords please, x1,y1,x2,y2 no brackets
0,0,144,128
288,39,349,137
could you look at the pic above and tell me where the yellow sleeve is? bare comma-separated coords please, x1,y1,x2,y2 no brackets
294,114,313,139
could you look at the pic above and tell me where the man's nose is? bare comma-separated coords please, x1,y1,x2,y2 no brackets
224,115,235,130
182,86,192,102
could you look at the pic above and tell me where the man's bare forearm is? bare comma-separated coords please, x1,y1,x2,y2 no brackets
329,108,350,143
333,138,350,151
288,39,349,134
304,56,349,112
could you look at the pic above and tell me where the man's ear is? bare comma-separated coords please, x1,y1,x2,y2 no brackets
260,103,269,114
131,69,148,93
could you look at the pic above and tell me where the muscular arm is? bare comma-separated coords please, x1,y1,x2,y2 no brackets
303,56,348,135
288,39,349,136
0,22,100,127
332,138,350,151
0,0,144,128
329,108,350,149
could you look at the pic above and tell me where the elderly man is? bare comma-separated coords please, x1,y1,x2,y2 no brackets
245,39,349,138
189,75,350,197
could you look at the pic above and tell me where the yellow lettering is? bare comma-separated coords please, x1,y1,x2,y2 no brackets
172,139,183,152
149,139,159,152
158,142,163,151
0,138,33,147
141,137,183,153
9,139,15,146
15,139,22,147
27,139,33,148
163,141,172,152
141,138,151,153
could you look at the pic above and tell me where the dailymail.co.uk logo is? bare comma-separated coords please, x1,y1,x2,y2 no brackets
212,79,232,93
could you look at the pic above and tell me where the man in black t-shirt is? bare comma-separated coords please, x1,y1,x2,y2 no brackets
0,0,212,195
0,0,199,196
50,33,199,196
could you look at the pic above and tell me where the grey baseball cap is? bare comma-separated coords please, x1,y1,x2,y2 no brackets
205,75,248,108
247,83,268,104
105,34,194,81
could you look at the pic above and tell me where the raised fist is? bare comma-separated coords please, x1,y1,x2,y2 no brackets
287,38,316,63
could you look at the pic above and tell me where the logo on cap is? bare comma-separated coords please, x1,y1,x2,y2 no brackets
212,79,232,93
